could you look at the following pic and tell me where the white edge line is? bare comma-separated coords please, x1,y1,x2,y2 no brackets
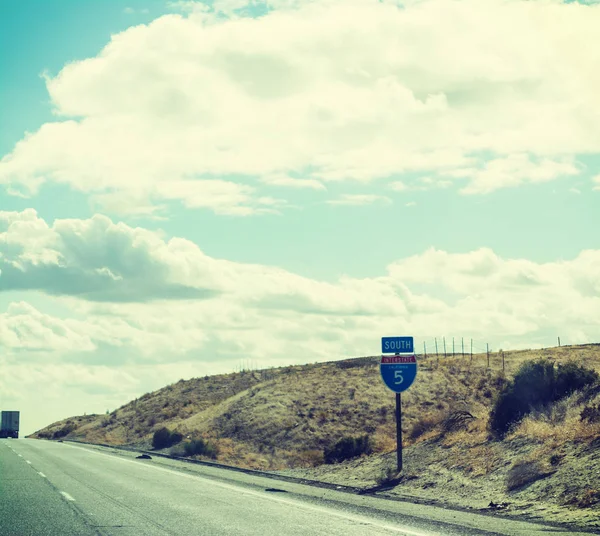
38,472,47,478
60,491,76,502
26,460,32,464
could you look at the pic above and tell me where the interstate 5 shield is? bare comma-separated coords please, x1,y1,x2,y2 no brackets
380,354,417,393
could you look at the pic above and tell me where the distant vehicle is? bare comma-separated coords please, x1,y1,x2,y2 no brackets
0,411,20,439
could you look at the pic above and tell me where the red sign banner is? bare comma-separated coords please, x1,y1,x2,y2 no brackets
381,355,417,364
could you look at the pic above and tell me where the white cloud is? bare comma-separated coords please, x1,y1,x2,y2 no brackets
327,194,391,206
0,209,224,301
261,173,326,190
1,211,598,357
593,174,600,190
0,302,96,352
390,176,452,192
123,7,135,14
405,201,416,207
2,0,599,214
2,211,599,433
419,176,452,189
155,179,282,215
390,181,407,192
454,154,580,195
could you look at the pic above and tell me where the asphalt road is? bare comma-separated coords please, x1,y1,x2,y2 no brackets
0,439,596,536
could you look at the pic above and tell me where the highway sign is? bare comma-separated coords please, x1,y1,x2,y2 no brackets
380,354,417,393
381,336,413,354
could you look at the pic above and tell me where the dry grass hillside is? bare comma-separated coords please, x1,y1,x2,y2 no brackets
30,351,507,465
31,344,600,529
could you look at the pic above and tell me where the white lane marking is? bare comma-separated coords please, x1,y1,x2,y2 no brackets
17,454,23,457
64,443,429,536
38,472,47,478
60,491,76,502
26,460,32,464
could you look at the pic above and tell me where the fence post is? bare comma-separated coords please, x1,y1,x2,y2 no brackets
461,337,464,358
487,343,490,368
435,338,439,357
443,337,447,358
558,336,561,347
424,341,427,358
452,337,455,357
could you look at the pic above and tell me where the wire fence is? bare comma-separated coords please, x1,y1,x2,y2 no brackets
410,336,591,372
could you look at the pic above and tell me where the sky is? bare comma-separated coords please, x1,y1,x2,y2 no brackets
1,0,599,435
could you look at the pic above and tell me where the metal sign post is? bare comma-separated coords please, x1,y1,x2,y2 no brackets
395,392,402,472
380,337,417,473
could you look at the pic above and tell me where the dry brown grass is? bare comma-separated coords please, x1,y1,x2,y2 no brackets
31,344,600,474
507,386,600,444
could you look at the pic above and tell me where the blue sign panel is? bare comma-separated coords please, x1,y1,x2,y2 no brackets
380,355,418,393
381,336,414,354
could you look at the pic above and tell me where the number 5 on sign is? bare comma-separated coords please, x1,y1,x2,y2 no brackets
394,371,404,384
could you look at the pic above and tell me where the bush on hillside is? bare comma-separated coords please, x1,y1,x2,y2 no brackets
170,431,183,444
581,403,600,423
152,427,183,450
576,382,600,405
182,439,218,459
489,359,599,437
554,362,598,400
324,435,372,464
53,423,76,439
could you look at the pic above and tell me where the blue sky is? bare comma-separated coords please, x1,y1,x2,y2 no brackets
1,0,599,433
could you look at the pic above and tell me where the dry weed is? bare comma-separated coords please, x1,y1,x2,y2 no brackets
372,433,397,453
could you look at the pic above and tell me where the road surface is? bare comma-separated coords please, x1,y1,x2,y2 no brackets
0,439,595,536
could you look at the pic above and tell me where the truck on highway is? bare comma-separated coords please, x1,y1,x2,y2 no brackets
0,410,20,438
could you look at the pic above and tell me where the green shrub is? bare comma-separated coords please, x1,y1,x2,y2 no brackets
181,439,218,459
169,431,183,445
581,403,600,423
554,362,598,400
152,427,171,449
152,427,183,450
490,359,599,437
323,435,372,464
169,444,186,457
52,423,76,439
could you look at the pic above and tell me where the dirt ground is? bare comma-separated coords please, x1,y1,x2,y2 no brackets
276,435,600,532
